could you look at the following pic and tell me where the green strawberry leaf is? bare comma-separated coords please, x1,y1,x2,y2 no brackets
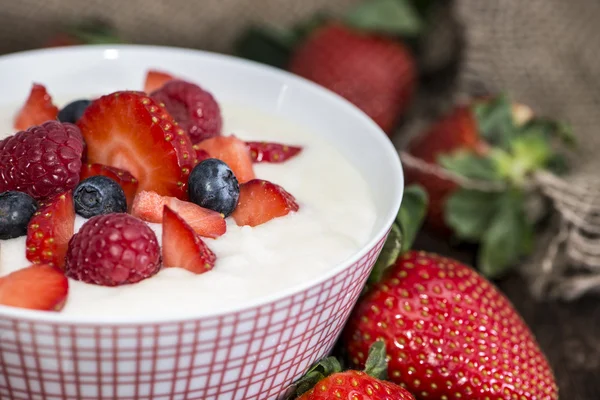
67,19,123,44
445,189,498,241
473,94,515,149
397,184,428,253
478,189,533,278
520,118,576,148
234,27,295,69
510,131,553,171
369,223,402,284
345,0,424,36
363,340,388,380
291,356,342,398
438,150,502,181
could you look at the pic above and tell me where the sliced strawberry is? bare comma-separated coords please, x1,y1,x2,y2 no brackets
195,136,255,183
77,91,195,200
144,69,175,94
131,190,225,238
162,206,216,274
14,84,59,131
80,163,139,210
232,179,299,227
0,264,68,311
193,144,211,163
246,141,303,163
26,191,75,269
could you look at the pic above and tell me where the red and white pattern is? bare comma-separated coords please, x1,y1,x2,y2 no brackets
0,234,388,400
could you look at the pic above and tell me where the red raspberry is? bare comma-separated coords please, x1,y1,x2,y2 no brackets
0,121,85,200
65,214,161,286
151,80,222,144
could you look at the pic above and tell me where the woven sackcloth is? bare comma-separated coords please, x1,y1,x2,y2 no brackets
1,0,599,300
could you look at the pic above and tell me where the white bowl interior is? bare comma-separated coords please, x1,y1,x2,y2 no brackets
0,45,403,323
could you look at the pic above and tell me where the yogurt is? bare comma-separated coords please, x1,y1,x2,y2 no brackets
0,103,377,318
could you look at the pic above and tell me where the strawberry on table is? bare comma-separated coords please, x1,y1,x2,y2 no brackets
144,69,175,93
162,206,216,274
131,190,226,239
0,264,68,311
246,141,302,163
231,179,299,227
80,163,139,210
77,91,196,200
26,191,75,270
13,84,59,131
195,136,256,183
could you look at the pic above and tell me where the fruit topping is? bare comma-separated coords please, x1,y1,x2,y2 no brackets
73,176,127,218
0,191,38,240
162,206,216,274
193,145,211,163
231,179,299,227
144,69,175,93
246,141,302,163
13,83,59,131
57,99,92,124
0,264,68,311
26,191,75,269
76,91,195,200
150,80,222,143
0,121,85,200
131,190,226,238
80,163,138,210
194,136,255,183
65,213,161,286
188,158,240,217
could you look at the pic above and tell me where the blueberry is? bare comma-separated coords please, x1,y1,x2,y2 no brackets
188,158,240,217
57,99,91,124
73,176,127,218
0,191,38,240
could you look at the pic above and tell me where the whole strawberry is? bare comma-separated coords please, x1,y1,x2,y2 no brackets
289,23,416,134
0,121,85,200
343,250,558,400
291,341,415,400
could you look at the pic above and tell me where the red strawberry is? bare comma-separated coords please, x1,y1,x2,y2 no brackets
246,141,302,163
151,80,222,143
231,179,299,227
192,145,211,163
0,121,85,200
65,213,160,286
162,206,216,274
13,84,59,131
131,190,225,238
77,91,195,200
343,250,558,400
26,191,75,270
0,264,68,311
144,69,175,93
80,163,139,210
195,136,255,183
289,23,416,135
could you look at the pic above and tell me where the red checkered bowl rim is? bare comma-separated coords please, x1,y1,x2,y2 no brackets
0,44,404,325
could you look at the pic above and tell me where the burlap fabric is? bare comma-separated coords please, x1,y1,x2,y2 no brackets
1,0,599,300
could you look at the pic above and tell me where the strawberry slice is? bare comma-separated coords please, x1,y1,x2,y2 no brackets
131,190,225,238
26,192,75,269
77,91,196,200
195,136,255,183
144,69,175,93
232,179,299,227
246,141,303,163
80,163,139,210
193,144,211,163
0,264,68,311
14,84,59,131
162,206,216,274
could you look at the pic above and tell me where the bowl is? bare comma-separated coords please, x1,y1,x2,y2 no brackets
0,45,404,400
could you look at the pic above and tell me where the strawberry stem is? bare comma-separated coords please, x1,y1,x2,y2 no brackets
291,357,342,398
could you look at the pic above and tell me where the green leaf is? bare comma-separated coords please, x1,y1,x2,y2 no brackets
234,27,295,69
67,20,123,44
520,119,576,148
473,94,515,149
478,189,533,278
291,356,342,398
397,184,428,253
445,189,498,241
510,131,553,171
369,222,402,284
438,150,502,181
345,0,424,36
363,340,388,380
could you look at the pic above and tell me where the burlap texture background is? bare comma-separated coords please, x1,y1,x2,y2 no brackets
1,0,599,298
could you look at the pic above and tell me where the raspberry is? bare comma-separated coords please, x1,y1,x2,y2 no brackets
151,80,222,144
0,121,85,200
65,214,161,286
